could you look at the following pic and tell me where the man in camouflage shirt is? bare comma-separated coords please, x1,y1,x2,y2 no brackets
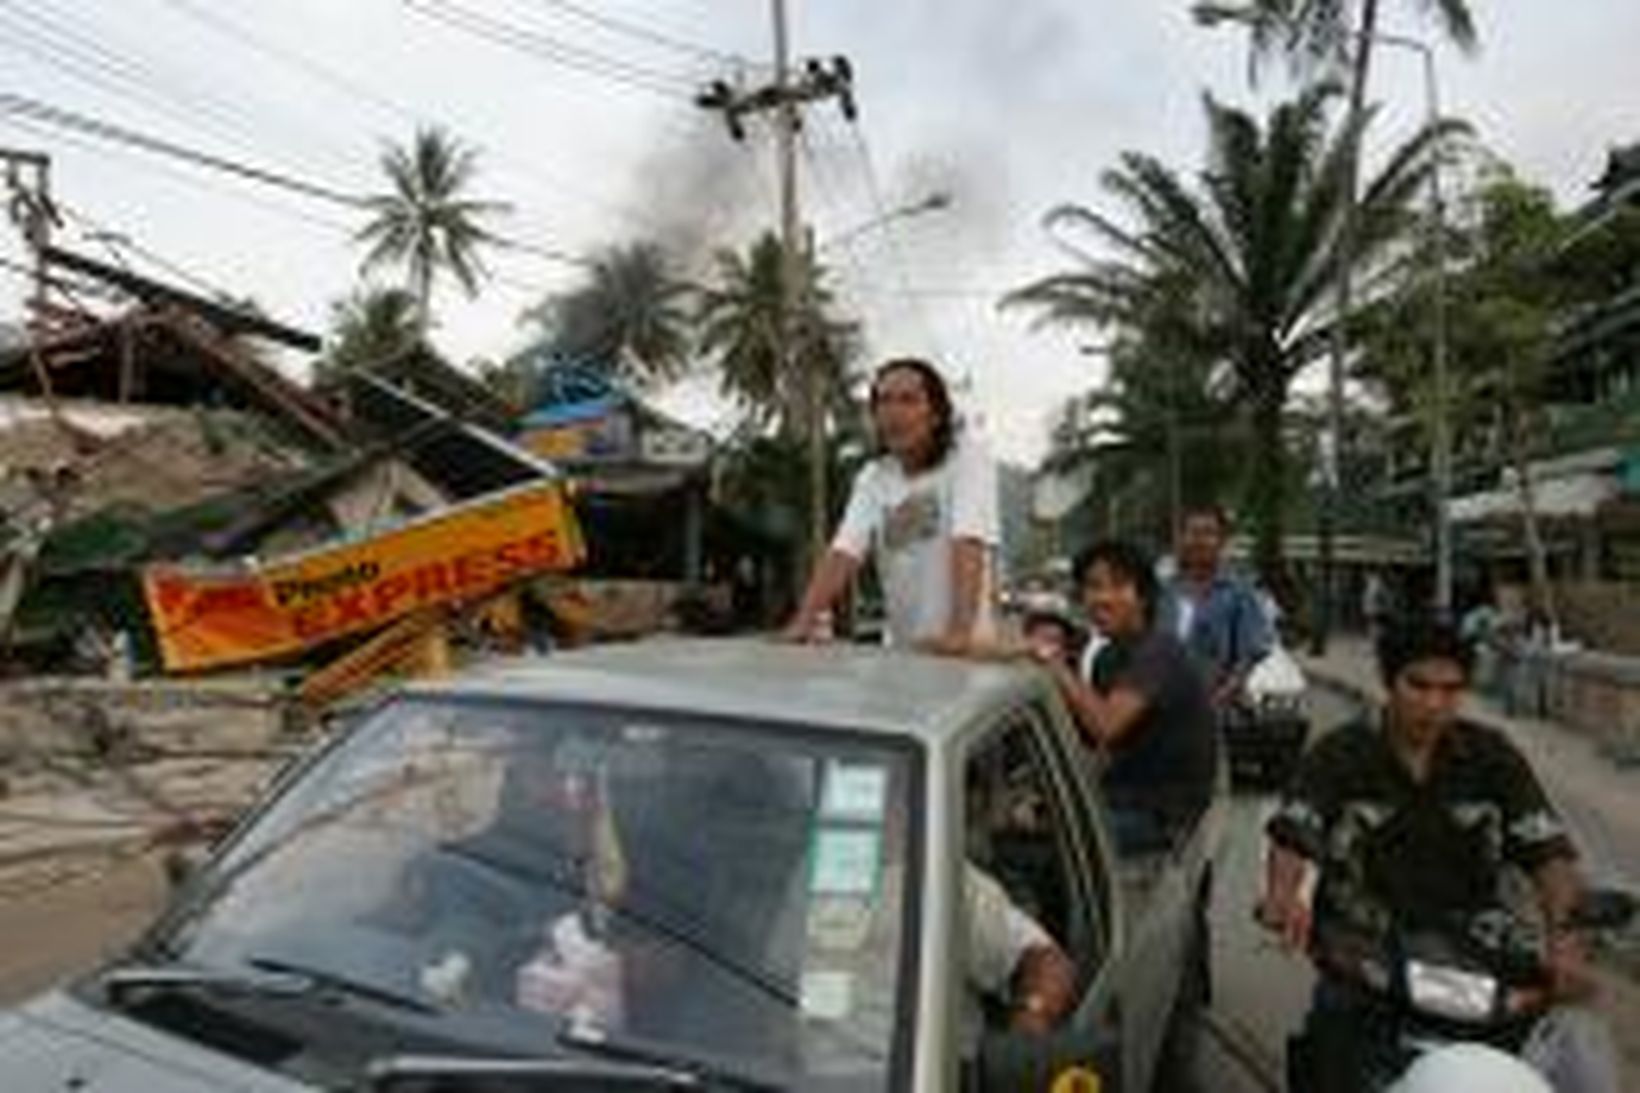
1259,617,1618,1093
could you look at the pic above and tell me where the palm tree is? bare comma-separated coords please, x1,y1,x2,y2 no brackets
318,285,421,381
1006,86,1454,588
696,232,857,437
356,126,508,330
1198,0,1478,635
1199,0,1476,94
520,242,691,385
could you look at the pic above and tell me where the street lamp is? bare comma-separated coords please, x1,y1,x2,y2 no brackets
819,190,953,252
1192,2,1454,616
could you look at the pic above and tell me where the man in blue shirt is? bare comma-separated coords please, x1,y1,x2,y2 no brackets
1165,504,1273,708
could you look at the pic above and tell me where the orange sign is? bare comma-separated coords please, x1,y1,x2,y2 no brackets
143,480,585,673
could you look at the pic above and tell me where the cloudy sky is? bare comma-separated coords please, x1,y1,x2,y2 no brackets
2,0,1636,465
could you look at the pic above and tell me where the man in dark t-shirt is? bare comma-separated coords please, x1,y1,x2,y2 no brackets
1259,617,1617,1093
1034,539,1218,851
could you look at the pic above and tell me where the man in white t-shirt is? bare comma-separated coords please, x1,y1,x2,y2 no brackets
783,358,1000,652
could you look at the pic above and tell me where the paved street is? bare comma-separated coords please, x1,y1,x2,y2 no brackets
1189,682,1361,1090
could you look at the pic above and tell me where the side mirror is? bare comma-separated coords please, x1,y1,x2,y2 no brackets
976,1027,1122,1092
1567,889,1637,932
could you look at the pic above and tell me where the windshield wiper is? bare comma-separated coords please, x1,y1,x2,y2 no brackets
365,1053,703,1091
246,956,439,1015
559,1024,785,1092
102,958,436,1018
102,963,314,1008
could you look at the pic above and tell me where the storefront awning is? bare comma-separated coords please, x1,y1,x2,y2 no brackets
1450,472,1618,524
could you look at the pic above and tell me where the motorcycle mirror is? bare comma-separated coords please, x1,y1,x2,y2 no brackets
1566,889,1637,932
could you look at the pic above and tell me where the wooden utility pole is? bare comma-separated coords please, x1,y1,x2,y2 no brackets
697,18,856,570
2,148,57,328
3,149,64,413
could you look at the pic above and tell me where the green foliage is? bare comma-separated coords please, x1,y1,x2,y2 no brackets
518,242,693,386
316,285,422,383
355,126,508,322
1206,0,1478,82
696,232,858,437
1008,86,1450,584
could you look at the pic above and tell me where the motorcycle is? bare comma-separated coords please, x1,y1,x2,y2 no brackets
1268,889,1635,1093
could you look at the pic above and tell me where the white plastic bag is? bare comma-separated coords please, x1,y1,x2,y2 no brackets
515,911,624,1032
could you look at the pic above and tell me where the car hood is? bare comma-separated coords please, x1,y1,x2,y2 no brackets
0,990,315,1093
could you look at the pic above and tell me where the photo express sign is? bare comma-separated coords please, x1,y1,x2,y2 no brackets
142,481,585,673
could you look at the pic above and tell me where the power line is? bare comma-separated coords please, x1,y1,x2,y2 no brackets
0,9,276,169
54,201,234,302
0,2,363,181
798,128,882,336
145,0,672,239
503,238,596,269
154,0,416,127
402,0,701,99
0,112,360,242
0,103,593,296
829,115,954,366
0,93,366,208
522,0,754,66
0,251,99,300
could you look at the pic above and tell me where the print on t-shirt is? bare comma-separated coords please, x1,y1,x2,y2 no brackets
881,490,942,554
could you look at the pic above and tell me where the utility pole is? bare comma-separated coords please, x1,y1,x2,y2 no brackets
2,148,57,329
769,0,815,569
697,14,856,571
1412,40,1454,616
3,148,65,414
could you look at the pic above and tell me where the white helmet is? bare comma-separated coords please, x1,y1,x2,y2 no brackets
1388,1044,1551,1093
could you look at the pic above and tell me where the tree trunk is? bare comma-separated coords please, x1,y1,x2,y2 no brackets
1246,370,1290,600
414,262,433,338
1505,408,1557,629
1312,0,1379,654
1350,0,1381,115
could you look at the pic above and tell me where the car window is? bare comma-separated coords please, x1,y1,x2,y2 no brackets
961,710,1102,1003
158,696,922,1092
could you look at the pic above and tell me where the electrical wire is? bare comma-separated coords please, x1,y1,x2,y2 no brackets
0,252,109,312
0,93,366,208
55,201,235,302
798,128,881,345
2,93,593,272
402,0,701,100
1,114,578,340
148,0,668,235
829,115,954,365
521,0,754,66
0,1,363,181
0,117,362,258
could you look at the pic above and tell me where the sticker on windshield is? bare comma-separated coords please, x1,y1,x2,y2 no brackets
619,723,667,745
806,895,875,952
820,761,888,822
809,827,881,896
799,969,855,1020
